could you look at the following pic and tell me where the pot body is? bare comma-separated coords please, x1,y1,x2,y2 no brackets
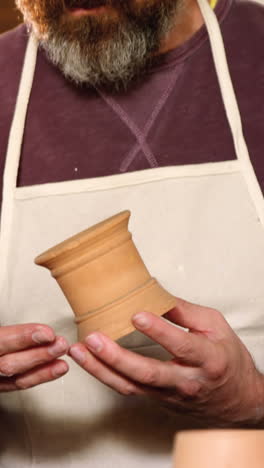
35,211,176,340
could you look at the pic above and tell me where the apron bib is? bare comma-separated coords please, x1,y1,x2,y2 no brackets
0,0,264,466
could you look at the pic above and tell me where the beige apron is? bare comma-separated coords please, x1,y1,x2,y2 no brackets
0,0,264,466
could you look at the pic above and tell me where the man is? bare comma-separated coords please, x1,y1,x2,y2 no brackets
0,0,263,466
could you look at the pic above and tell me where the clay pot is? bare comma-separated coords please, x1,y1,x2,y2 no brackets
173,430,264,468
35,210,176,341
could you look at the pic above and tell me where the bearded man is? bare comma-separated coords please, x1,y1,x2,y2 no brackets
0,0,264,466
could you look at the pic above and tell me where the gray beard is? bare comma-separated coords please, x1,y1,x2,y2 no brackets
39,5,180,91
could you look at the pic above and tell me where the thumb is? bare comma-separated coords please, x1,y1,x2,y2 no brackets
164,297,230,338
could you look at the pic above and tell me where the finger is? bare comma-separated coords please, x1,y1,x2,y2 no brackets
0,377,17,392
0,324,56,356
0,359,69,392
15,359,69,390
164,300,231,340
69,343,201,405
132,312,211,366
0,336,69,377
80,333,202,392
69,344,143,396
0,360,69,392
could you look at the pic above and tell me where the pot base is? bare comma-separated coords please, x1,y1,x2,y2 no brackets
75,278,177,341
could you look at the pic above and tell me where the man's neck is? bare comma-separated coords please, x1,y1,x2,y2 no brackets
158,0,206,55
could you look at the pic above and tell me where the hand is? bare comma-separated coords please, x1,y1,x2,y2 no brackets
0,323,69,392
69,298,264,427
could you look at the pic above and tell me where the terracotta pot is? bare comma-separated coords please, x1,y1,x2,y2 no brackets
35,210,177,341
173,429,264,468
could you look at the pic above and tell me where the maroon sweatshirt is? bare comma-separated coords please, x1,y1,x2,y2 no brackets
0,0,263,209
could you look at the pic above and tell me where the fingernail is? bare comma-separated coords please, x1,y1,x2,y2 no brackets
52,361,68,378
48,338,68,357
70,346,86,364
0,371,13,377
32,328,54,344
85,334,103,353
132,313,150,329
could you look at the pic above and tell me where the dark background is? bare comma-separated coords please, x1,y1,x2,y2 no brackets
0,0,22,34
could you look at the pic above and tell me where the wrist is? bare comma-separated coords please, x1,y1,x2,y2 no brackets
240,370,264,428
251,371,264,426
225,369,264,429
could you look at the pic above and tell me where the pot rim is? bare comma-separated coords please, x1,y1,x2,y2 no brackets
35,210,130,267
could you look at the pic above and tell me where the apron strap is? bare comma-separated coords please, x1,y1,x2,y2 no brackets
2,34,38,194
0,34,38,292
196,0,264,224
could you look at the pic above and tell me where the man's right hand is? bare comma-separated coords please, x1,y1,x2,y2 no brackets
0,324,69,392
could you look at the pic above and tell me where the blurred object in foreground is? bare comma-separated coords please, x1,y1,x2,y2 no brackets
0,0,22,34
173,430,264,468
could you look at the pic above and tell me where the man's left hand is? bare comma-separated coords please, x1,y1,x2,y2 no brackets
69,298,264,427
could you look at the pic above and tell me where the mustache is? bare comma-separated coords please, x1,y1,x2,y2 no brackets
64,0,151,13
63,0,138,19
